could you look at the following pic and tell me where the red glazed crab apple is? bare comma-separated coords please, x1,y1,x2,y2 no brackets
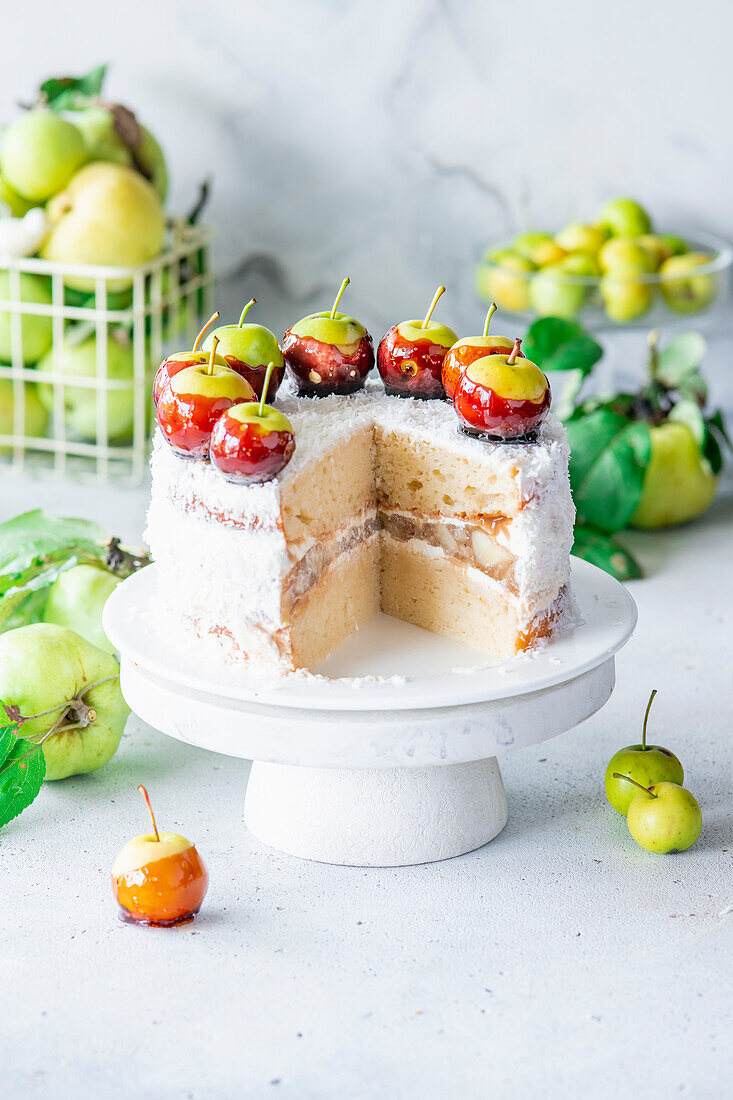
376,285,458,399
152,312,224,406
202,298,285,401
156,337,256,458
453,338,551,441
441,303,524,402
283,277,374,396
112,785,209,926
210,362,295,485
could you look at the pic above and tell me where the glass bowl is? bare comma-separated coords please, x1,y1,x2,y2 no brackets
475,229,732,332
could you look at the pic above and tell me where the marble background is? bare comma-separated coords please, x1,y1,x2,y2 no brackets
2,0,732,394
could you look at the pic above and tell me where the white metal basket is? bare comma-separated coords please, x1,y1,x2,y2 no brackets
0,220,214,486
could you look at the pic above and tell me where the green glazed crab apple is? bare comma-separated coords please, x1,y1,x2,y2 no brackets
441,303,524,402
376,286,458,399
605,690,684,815
202,299,285,401
453,337,551,442
156,337,256,458
152,312,225,406
513,231,566,267
283,277,374,396
210,362,296,485
598,197,652,238
615,775,702,854
555,223,609,256
630,420,716,528
44,564,121,655
0,109,86,202
659,253,717,314
476,250,535,314
0,622,129,781
112,785,208,926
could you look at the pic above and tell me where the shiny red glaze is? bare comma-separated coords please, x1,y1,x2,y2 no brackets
210,411,295,484
376,325,450,399
112,846,209,927
156,386,246,458
282,331,374,396
442,339,523,402
153,353,208,407
454,369,551,440
223,355,285,402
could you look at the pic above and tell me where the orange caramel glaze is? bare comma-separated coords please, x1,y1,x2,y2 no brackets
112,845,209,927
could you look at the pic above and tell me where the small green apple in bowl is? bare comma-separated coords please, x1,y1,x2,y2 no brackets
0,623,129,780
615,775,702,854
44,564,120,654
605,690,684,815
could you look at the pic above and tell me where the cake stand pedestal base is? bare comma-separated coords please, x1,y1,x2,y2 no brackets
244,758,507,866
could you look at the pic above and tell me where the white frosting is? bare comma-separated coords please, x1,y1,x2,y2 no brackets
145,379,576,671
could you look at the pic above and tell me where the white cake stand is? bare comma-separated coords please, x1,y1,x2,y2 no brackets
103,559,636,867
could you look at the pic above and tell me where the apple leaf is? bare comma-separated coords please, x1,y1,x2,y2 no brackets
523,317,603,376
0,706,45,830
657,333,706,382
39,65,108,111
668,399,706,446
572,526,642,581
0,510,106,577
702,409,732,476
566,411,651,532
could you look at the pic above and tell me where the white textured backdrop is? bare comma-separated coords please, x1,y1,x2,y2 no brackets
2,0,732,384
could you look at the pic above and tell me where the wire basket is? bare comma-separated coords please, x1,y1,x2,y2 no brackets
0,220,214,486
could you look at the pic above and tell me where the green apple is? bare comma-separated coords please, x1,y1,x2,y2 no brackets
605,690,684,815
290,278,366,348
624,779,702,854
636,234,674,270
600,275,652,322
599,238,654,274
529,265,586,319
660,253,717,314
657,234,688,257
477,250,535,313
36,330,149,443
203,298,284,391
0,379,48,447
555,223,609,255
0,109,86,203
0,169,35,216
44,564,120,654
598,197,651,238
514,231,565,267
41,163,165,292
70,105,168,202
630,421,716,528
0,622,128,780
0,271,53,364
560,252,601,277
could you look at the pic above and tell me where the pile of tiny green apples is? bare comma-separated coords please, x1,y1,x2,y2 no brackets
476,197,718,324
605,690,702,854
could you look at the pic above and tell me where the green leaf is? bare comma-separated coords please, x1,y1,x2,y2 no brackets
568,416,652,532
0,735,45,830
524,317,603,376
0,510,106,577
40,65,107,110
669,400,706,446
572,526,642,581
702,408,732,476
658,332,706,384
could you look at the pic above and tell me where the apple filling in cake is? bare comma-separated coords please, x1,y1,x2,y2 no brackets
146,383,575,673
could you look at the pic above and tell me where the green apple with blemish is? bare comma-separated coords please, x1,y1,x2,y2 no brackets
660,253,717,314
0,622,129,780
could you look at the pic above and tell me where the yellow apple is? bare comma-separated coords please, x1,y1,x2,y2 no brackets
41,163,165,291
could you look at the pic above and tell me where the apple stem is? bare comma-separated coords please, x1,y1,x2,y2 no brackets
207,336,220,376
330,277,350,320
238,298,257,327
642,688,657,751
421,285,446,329
507,337,522,365
612,773,658,798
138,785,160,842
647,329,660,381
259,362,275,417
193,311,220,353
482,302,498,338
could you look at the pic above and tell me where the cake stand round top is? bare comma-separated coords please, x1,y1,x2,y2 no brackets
104,558,637,713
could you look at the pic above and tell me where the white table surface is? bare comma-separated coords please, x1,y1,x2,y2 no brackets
1,472,731,1099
